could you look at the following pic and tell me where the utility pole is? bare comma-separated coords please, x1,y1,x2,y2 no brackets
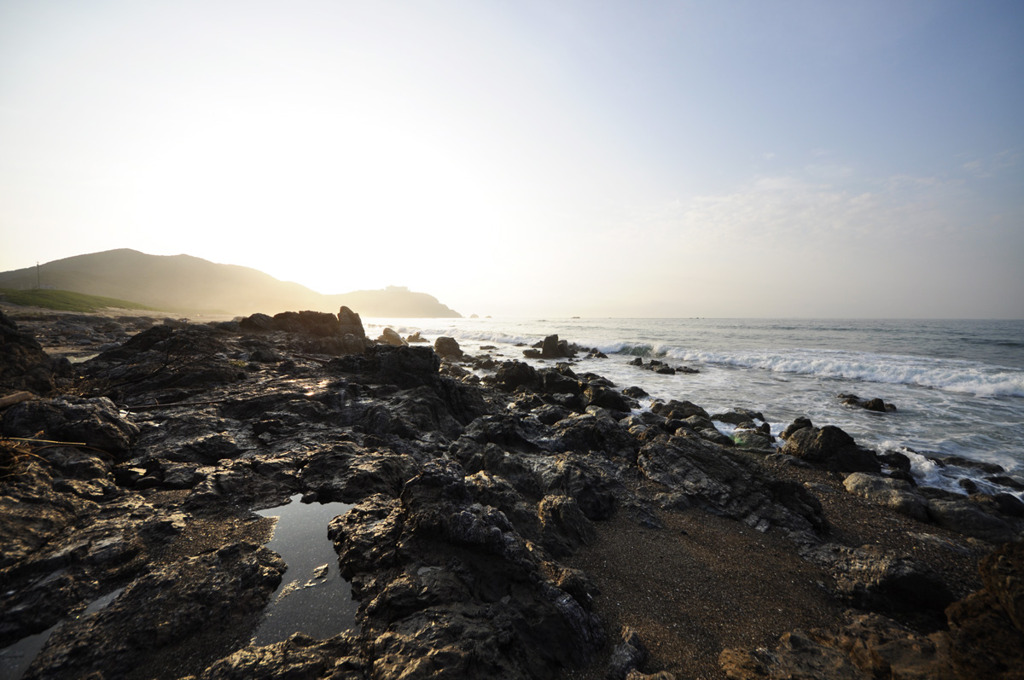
36,262,41,290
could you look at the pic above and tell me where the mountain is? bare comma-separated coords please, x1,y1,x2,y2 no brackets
0,249,461,318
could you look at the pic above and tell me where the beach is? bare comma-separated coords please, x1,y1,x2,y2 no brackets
1,307,1022,679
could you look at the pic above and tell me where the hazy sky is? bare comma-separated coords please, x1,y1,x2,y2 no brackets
2,1,1022,318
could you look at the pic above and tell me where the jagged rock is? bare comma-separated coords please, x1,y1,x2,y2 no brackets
541,334,575,359
328,460,605,679
637,435,825,538
780,425,881,473
2,396,139,456
25,543,284,679
538,494,597,557
843,472,930,521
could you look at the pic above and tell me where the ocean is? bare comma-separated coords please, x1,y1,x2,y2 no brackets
363,317,1024,499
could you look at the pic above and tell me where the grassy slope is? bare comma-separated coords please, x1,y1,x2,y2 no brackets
0,288,161,313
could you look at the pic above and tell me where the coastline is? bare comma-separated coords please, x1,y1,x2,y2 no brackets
1,307,1022,679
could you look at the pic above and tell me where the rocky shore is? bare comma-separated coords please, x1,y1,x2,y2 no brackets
1,306,1022,680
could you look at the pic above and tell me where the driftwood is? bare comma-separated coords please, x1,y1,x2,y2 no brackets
0,391,34,410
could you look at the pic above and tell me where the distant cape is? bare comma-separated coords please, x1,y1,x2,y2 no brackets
0,249,461,318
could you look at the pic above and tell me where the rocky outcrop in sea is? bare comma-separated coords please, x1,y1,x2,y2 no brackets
0,307,1021,679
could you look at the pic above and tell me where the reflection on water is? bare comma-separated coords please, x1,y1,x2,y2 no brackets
253,495,357,645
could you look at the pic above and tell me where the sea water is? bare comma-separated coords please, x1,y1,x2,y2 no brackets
364,317,1024,498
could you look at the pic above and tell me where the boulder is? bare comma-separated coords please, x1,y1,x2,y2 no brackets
270,310,340,336
540,334,575,359
843,472,930,521
375,327,407,347
337,306,366,340
780,425,881,473
434,336,464,360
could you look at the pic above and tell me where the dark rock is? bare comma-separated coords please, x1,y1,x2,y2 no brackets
2,396,139,457
583,385,634,413
946,542,1024,679
638,435,825,538
541,334,575,359
491,361,541,392
806,543,954,621
608,626,649,680
0,310,57,394
711,409,767,426
927,497,1019,544
780,425,881,473
650,400,709,421
779,417,813,440
26,542,284,680
270,310,340,336
838,393,897,413
541,367,583,396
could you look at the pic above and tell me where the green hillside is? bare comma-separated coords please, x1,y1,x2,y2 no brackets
0,288,160,313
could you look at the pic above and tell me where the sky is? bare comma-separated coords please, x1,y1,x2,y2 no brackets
1,0,1022,318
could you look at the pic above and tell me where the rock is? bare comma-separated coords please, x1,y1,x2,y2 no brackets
608,626,648,680
0,309,58,394
538,494,597,557
376,327,407,347
270,310,341,336
712,409,767,426
541,334,575,359
720,612,955,680
805,543,954,620
927,497,1019,544
238,313,275,333
337,306,366,338
2,396,139,457
732,428,775,451
434,336,464,359
946,542,1024,679
637,435,825,538
780,425,881,473
491,361,541,392
838,393,897,412
583,385,633,413
650,400,709,421
26,542,285,679
406,331,428,343
194,633,366,680
843,472,930,521
780,416,813,440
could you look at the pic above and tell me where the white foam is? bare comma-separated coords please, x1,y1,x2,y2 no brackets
664,347,1024,398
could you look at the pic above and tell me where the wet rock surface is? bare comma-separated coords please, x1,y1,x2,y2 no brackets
0,308,1021,679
